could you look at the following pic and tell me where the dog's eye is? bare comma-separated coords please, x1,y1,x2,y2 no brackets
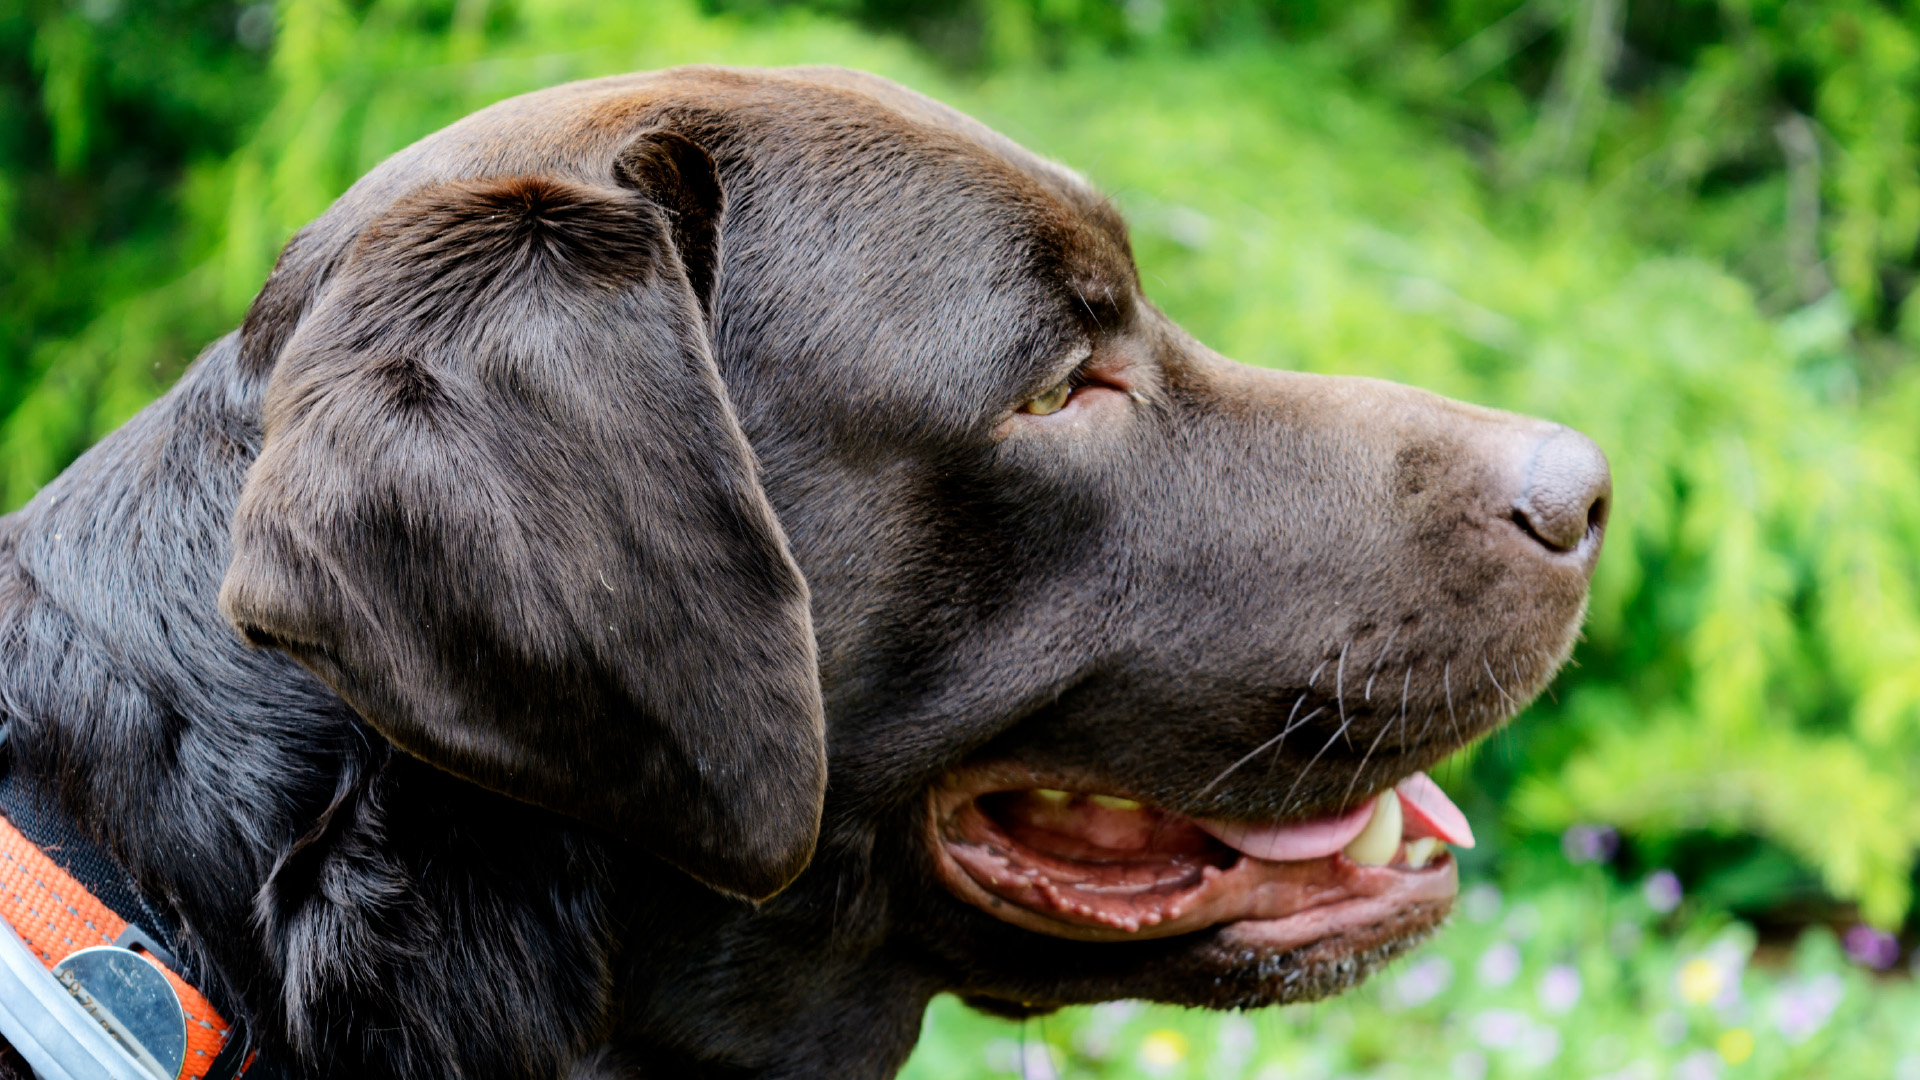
1022,377,1075,416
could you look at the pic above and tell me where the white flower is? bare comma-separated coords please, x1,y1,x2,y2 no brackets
1390,955,1455,1009
1503,902,1542,941
985,1039,1059,1079
1515,1025,1562,1069
1214,1013,1257,1073
1462,883,1502,923
1673,1048,1722,1080
1652,1010,1687,1046
1610,920,1644,956
1075,1000,1144,1059
1450,1050,1489,1080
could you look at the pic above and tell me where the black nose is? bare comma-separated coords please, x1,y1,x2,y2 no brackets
1511,427,1611,553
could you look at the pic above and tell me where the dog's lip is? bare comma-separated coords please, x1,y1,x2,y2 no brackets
927,765,1460,946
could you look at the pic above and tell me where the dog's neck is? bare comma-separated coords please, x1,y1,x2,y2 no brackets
0,333,950,1078
612,868,943,1077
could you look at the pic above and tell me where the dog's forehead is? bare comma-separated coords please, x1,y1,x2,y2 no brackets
342,66,1125,255
294,67,1138,440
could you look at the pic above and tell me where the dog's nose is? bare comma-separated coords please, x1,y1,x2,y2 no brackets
1510,427,1611,553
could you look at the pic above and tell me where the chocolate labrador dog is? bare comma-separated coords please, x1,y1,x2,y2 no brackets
0,66,1608,1078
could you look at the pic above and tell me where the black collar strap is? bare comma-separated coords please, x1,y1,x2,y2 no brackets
0,724,258,1080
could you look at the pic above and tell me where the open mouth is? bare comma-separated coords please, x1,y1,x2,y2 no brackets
931,768,1473,950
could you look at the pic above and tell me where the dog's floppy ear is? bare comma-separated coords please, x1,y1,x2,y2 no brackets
220,132,824,901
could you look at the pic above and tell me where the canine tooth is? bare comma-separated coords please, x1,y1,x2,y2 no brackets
1343,796,1402,866
1089,795,1143,811
1033,788,1071,804
1404,837,1441,869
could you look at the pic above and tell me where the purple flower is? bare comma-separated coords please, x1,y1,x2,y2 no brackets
1468,1010,1564,1067
1642,870,1682,914
1843,923,1900,970
1561,823,1620,864
1471,1009,1529,1049
1537,964,1582,1015
1477,941,1522,988
1770,972,1843,1044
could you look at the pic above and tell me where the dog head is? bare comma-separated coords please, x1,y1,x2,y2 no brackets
227,65,1608,1023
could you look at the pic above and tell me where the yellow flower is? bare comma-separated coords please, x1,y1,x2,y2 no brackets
1677,957,1724,1005
1139,1029,1190,1068
1717,1027,1755,1065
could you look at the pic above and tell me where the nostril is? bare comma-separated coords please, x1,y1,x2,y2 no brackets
1511,428,1611,554
1508,507,1558,551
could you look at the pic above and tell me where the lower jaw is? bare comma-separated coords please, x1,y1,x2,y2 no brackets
1178,894,1457,1010
931,796,1460,948
1213,862,1457,952
947,890,1458,1015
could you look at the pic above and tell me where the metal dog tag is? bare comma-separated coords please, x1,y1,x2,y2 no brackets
50,946,186,1080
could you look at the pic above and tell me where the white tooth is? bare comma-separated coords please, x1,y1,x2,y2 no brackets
1404,837,1440,869
1088,795,1143,811
1343,795,1402,866
1032,789,1071,805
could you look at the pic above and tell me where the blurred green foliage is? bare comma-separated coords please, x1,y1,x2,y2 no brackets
3,0,1919,940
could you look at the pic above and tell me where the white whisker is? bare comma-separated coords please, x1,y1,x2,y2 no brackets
1396,666,1413,754
1342,700,1400,802
1335,639,1353,749
1483,655,1516,708
1263,695,1322,787
1198,700,1324,801
1282,713,1355,814
1364,625,1401,702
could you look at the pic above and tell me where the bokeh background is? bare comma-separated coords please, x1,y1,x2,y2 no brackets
5,0,1920,1076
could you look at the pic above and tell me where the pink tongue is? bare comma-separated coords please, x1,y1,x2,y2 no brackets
1194,798,1377,862
1396,772,1475,848
1192,771,1474,862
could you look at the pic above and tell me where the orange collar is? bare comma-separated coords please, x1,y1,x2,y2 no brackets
0,812,248,1079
